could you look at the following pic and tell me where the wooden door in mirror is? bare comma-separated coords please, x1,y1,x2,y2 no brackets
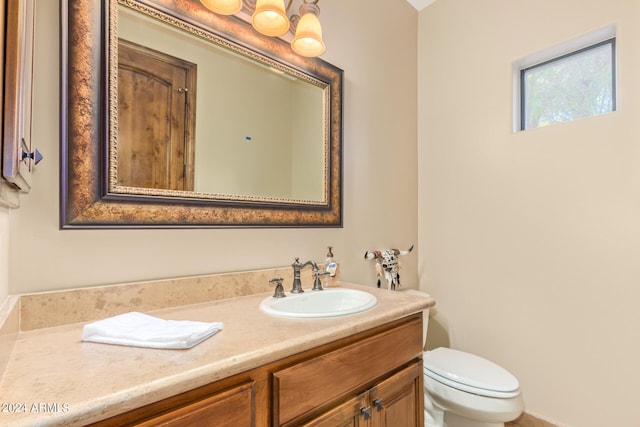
117,39,197,191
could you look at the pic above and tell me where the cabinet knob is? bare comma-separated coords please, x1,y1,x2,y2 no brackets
373,398,384,411
360,406,371,420
20,139,43,165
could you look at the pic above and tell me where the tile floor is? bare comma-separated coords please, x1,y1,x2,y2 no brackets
506,413,557,427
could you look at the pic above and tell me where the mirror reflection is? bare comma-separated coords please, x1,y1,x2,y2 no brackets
114,5,327,203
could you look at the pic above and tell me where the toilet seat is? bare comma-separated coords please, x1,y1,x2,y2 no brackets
424,348,520,399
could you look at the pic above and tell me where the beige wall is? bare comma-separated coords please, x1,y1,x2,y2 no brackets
6,0,418,294
418,0,640,426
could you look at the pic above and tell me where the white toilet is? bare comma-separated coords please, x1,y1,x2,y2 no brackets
401,290,524,427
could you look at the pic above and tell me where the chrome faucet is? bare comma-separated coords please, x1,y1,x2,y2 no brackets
291,258,320,293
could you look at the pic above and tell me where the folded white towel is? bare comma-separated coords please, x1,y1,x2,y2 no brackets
82,312,223,349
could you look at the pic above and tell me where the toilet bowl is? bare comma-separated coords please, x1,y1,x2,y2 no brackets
400,289,524,427
423,347,524,427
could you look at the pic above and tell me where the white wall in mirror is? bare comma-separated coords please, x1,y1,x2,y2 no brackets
118,6,325,202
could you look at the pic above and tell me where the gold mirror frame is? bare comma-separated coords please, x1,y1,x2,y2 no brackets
61,0,343,228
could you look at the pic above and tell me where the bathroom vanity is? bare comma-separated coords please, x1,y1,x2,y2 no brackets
0,269,435,426
92,313,423,426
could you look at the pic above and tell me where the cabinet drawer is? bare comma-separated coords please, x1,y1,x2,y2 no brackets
273,315,423,425
137,380,255,426
91,380,255,427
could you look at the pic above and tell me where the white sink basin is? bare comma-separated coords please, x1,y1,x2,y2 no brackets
259,288,377,318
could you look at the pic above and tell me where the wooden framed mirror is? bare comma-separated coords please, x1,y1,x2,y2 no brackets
61,0,343,228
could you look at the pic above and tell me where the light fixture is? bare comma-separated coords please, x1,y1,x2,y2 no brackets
252,0,290,37
200,0,243,15
291,1,325,57
201,0,326,58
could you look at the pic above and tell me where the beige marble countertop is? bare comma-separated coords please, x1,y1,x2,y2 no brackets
0,282,434,426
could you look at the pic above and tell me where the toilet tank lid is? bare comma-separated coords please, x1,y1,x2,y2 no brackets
424,347,520,393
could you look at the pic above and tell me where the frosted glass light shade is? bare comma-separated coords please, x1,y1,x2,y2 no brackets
291,12,325,57
200,0,243,15
252,0,290,37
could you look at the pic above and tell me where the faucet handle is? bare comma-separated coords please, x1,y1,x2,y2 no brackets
269,278,286,298
311,271,329,291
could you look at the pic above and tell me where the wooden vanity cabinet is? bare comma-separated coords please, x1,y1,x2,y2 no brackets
90,313,423,427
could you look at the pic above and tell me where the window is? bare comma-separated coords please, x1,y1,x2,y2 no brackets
519,38,616,131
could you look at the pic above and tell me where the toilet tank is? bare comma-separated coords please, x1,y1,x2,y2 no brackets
400,289,431,350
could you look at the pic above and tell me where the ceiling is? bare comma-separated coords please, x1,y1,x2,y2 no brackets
405,0,438,11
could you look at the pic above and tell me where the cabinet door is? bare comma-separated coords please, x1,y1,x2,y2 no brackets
301,394,369,427
3,0,38,192
370,362,423,427
299,361,423,427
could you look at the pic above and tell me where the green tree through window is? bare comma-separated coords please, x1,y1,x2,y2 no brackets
521,39,615,130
